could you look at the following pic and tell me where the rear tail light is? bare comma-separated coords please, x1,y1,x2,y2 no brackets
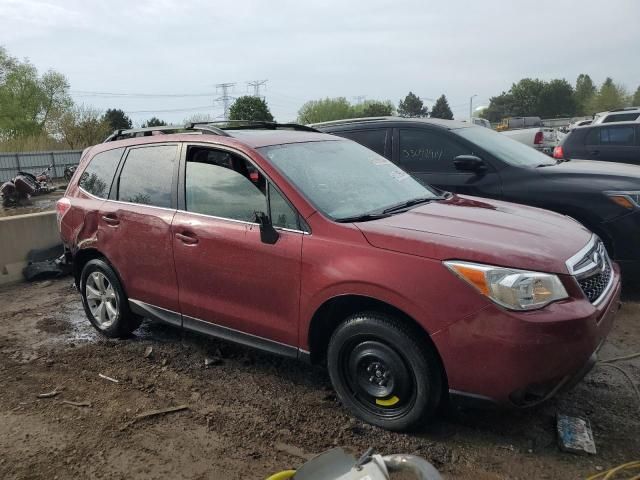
553,146,564,159
56,197,71,229
533,131,544,145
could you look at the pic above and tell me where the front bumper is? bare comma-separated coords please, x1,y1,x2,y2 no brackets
433,263,622,406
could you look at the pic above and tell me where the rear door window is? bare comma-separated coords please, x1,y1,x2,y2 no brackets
336,129,388,157
79,148,124,198
600,126,636,146
117,145,178,208
399,128,470,172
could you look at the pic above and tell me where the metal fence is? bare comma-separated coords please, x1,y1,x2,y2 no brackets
0,150,83,182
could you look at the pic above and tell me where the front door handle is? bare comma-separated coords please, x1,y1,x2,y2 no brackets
590,150,600,156
175,232,199,245
101,215,120,226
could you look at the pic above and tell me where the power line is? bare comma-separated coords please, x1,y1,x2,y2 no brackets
123,105,216,114
70,90,215,98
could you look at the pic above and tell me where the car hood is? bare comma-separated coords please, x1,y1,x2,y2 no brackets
539,160,640,184
356,195,592,274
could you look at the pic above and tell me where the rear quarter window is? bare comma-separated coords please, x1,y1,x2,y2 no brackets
335,129,388,157
78,148,124,198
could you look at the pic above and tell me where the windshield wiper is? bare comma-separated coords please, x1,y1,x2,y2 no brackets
335,212,391,223
383,197,437,214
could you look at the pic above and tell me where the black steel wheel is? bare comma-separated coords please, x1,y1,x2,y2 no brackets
327,312,443,431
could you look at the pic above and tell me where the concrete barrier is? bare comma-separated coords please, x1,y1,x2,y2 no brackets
0,211,60,285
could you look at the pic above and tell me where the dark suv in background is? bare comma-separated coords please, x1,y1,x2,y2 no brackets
555,121,640,165
314,117,640,279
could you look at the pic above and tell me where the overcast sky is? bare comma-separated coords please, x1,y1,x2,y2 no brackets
1,0,639,125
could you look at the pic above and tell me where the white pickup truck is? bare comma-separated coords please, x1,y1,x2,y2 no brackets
497,117,563,155
500,127,564,155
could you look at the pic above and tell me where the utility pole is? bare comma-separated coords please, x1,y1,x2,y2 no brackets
215,83,236,120
353,95,366,104
469,94,478,121
247,79,268,98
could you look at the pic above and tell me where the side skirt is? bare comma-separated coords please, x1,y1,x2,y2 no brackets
129,299,299,359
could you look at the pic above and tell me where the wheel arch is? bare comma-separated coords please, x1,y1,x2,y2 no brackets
73,248,127,295
306,294,445,371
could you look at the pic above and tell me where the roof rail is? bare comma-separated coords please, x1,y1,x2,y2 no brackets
104,124,230,143
189,120,320,133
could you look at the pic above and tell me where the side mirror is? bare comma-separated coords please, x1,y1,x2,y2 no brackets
453,155,487,173
254,211,279,245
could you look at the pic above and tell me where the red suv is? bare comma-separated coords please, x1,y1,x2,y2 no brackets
57,122,621,431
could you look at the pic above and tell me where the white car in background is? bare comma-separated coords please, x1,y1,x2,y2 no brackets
592,107,640,124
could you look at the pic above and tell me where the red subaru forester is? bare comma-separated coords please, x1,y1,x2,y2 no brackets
57,122,621,431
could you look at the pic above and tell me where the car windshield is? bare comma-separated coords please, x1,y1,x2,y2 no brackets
259,140,440,221
456,126,556,167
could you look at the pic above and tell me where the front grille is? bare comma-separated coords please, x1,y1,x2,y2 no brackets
567,237,613,304
578,259,612,303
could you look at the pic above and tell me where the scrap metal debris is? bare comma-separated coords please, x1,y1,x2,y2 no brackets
557,414,596,455
120,404,189,431
37,388,62,399
62,400,91,407
98,373,119,383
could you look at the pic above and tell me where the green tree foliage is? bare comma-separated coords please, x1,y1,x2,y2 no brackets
574,74,596,115
183,113,215,124
482,78,577,121
0,49,71,139
297,97,353,124
229,96,274,122
633,86,640,107
103,108,132,131
353,100,394,117
141,117,167,128
588,77,629,113
398,92,427,117
430,94,454,120
480,93,514,122
57,105,111,149
537,79,576,118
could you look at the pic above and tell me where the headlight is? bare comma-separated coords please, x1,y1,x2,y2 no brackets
605,191,640,210
444,261,568,311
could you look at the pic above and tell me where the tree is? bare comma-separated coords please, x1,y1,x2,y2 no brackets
538,79,576,118
58,105,111,149
183,113,215,124
509,78,546,116
297,97,353,124
353,100,394,117
0,54,71,139
633,86,640,107
141,117,167,128
103,108,132,130
398,92,427,117
589,77,629,113
480,92,514,122
574,74,596,115
228,96,274,122
430,94,454,120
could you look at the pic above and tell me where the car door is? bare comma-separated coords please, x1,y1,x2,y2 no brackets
393,127,503,197
98,143,181,316
171,144,303,353
586,125,639,164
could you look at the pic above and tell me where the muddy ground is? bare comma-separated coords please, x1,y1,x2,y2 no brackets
0,279,638,480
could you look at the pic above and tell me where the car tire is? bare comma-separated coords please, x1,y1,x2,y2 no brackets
80,258,142,338
327,312,443,432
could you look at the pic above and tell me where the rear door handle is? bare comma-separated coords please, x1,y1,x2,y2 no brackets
101,215,120,226
175,232,199,245
590,150,600,155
